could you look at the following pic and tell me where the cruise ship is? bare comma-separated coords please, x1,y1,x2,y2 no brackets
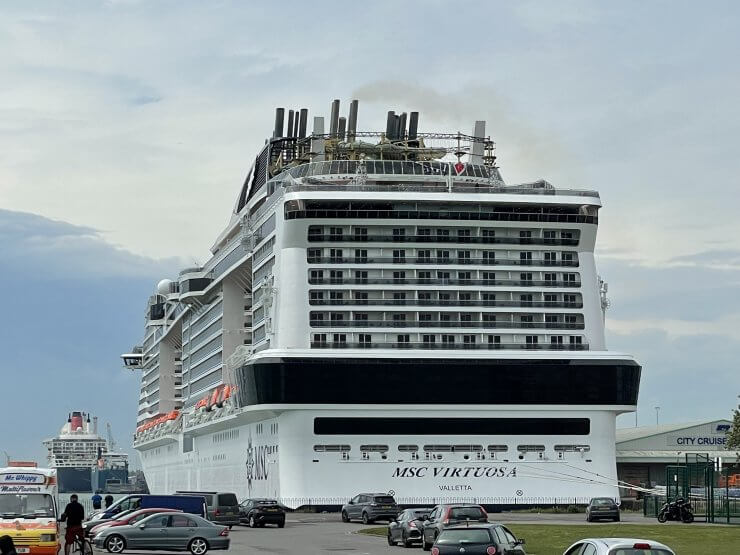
43,412,129,493
122,99,641,508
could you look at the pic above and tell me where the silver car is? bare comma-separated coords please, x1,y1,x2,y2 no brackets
92,512,230,554
563,538,675,555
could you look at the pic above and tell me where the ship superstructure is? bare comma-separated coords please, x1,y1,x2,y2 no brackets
43,412,129,493
123,100,641,507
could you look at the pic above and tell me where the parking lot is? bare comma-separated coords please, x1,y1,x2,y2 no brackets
106,512,660,555
66,511,738,554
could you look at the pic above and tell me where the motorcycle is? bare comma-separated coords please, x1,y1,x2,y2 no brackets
657,497,694,523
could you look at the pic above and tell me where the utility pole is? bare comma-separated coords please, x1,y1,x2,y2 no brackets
655,406,661,426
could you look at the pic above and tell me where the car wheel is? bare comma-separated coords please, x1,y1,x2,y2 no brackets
341,511,350,523
387,531,396,546
614,515,620,522
586,515,592,522
105,534,126,554
188,537,209,555
362,512,373,525
228,525,233,529
249,515,257,528
278,520,285,528
422,535,431,551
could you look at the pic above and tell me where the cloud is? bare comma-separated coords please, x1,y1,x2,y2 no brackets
0,209,178,467
0,208,185,279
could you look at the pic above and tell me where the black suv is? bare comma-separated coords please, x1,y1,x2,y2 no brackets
341,493,399,524
421,503,488,550
239,498,286,528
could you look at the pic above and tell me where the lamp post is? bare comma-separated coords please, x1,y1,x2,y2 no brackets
655,406,660,426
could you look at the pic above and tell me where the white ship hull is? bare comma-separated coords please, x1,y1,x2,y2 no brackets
138,405,624,507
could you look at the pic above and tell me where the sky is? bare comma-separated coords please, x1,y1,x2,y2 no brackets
1,0,739,465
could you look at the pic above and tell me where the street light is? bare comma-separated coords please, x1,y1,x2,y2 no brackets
654,406,661,426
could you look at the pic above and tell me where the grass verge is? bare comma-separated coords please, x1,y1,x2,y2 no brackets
357,523,740,554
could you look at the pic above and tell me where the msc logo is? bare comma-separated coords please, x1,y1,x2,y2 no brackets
716,424,731,432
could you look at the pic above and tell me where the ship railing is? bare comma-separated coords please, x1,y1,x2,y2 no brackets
290,209,597,224
309,341,588,350
308,277,582,288
306,233,582,244
307,256,579,267
309,300,584,309
308,321,585,330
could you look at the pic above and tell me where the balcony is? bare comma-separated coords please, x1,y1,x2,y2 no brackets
309,299,583,309
307,256,578,267
309,320,584,330
309,277,581,288
307,233,581,245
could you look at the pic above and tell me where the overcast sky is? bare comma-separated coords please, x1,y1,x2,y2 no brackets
1,1,739,465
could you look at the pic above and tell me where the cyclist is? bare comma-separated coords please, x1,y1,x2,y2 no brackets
59,494,85,555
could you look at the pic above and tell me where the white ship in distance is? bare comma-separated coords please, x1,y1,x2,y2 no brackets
122,98,641,508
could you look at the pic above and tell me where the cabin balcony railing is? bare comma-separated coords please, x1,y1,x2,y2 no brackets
308,299,583,309
309,320,584,330
307,256,578,267
292,210,596,225
307,233,580,245
309,341,589,351
308,278,581,288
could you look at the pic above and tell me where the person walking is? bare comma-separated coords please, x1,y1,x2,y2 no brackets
59,494,85,555
104,494,114,508
91,491,103,510
0,535,18,555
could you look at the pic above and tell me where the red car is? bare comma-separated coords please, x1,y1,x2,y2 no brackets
88,508,182,537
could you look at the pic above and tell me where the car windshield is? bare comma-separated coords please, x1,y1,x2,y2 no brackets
0,494,55,518
592,498,615,506
218,494,238,506
437,529,492,545
373,496,395,504
409,510,428,519
449,507,485,520
609,550,673,555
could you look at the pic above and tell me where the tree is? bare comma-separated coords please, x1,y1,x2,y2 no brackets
727,409,740,450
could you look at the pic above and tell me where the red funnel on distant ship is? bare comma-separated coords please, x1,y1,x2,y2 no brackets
70,411,83,431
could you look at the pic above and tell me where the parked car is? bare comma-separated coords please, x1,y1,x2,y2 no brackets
92,512,230,554
87,508,182,538
90,494,207,521
563,538,675,554
238,498,286,528
387,508,429,547
341,493,399,524
586,498,620,522
176,491,240,527
431,523,526,555
421,504,488,550
83,509,137,536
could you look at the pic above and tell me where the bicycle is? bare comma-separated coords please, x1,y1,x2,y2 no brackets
70,534,94,555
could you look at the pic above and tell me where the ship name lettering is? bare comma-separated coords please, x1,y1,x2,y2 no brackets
392,466,516,479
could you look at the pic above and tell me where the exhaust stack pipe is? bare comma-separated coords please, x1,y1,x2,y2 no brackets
286,110,295,138
273,107,285,138
408,111,419,140
298,109,308,138
329,99,340,138
398,112,407,140
348,99,359,142
338,117,346,141
385,111,396,139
